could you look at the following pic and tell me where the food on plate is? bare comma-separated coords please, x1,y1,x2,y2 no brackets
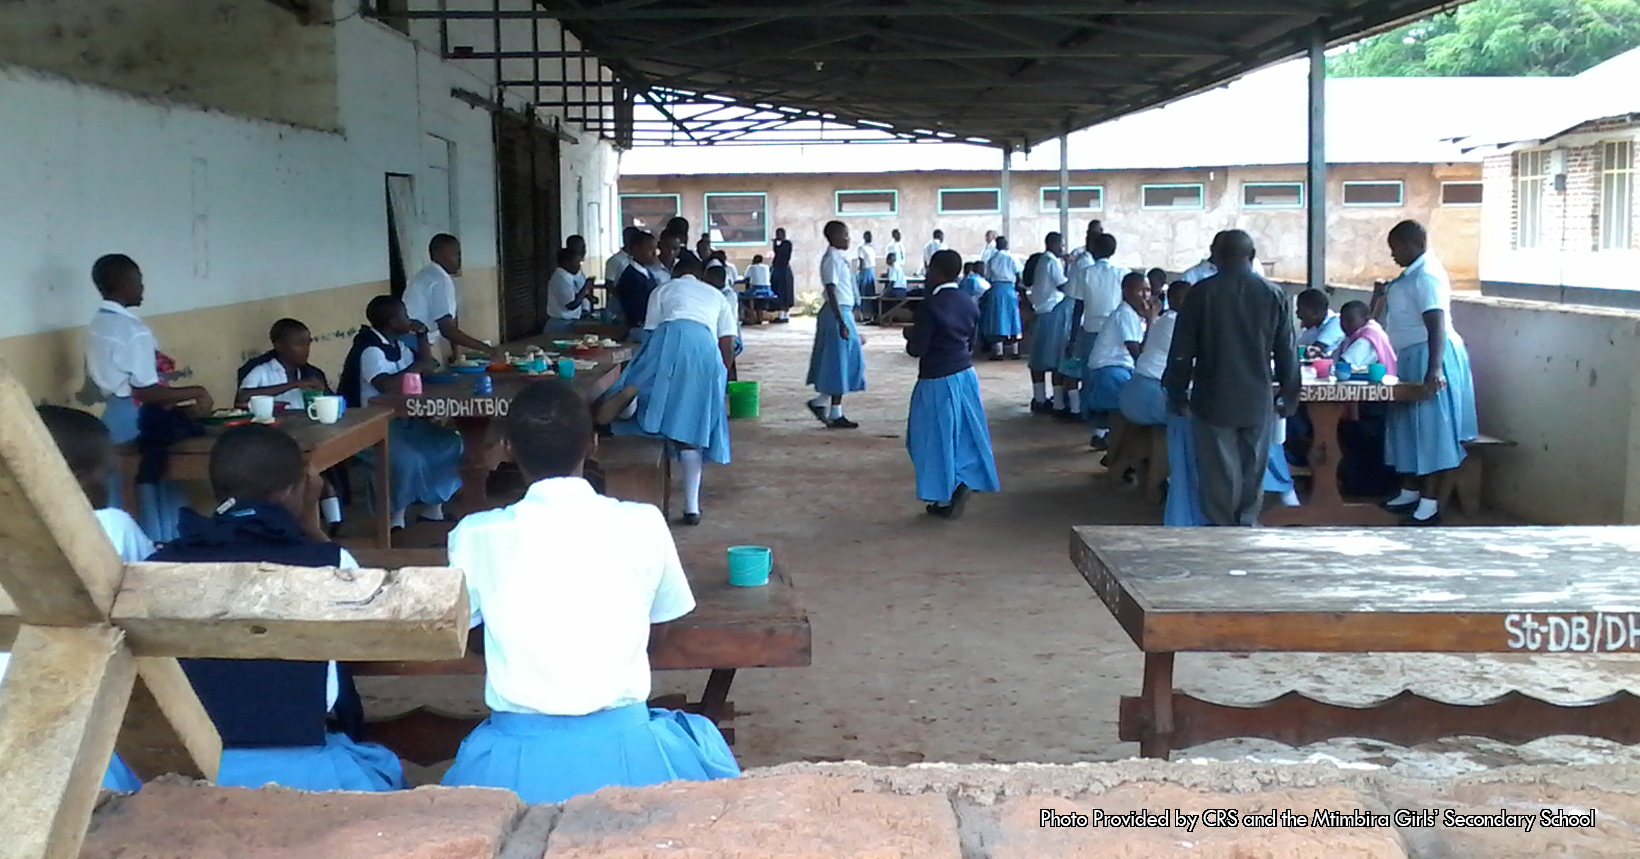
599,338,620,348
212,408,251,418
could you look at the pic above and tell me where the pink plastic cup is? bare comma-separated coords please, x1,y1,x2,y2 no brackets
401,372,423,395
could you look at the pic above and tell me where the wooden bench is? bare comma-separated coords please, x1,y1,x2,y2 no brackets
588,435,671,518
1288,433,1514,516
1103,418,1169,505
350,545,811,766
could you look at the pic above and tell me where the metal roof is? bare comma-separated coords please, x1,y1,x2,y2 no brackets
391,0,1474,150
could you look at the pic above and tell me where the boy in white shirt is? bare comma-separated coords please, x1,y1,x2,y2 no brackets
403,234,498,364
443,379,739,802
1085,272,1151,450
544,248,596,335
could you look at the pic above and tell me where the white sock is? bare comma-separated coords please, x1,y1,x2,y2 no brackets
991,342,1004,356
680,449,704,515
809,394,829,409
1414,497,1439,520
1054,389,1068,410
828,403,843,420
1067,389,1082,414
390,508,407,529
1032,382,1047,402
320,496,342,525
422,502,446,522
1091,427,1109,440
1389,488,1419,506
1281,490,1301,507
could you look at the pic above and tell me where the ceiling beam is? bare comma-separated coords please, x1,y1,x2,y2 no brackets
388,2,1316,20
451,46,1211,61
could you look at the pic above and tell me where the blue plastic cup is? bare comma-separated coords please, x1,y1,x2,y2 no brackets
727,546,772,587
557,357,576,379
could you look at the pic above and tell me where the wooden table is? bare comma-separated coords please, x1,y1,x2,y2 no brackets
1261,379,1422,527
119,406,393,547
349,545,811,765
370,338,634,513
1071,525,1640,759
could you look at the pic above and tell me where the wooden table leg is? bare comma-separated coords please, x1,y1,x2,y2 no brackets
452,417,492,515
1139,653,1175,759
1262,402,1397,526
371,436,392,549
698,669,736,724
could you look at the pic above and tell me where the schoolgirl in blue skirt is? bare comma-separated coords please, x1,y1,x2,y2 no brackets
805,221,867,429
1376,223,1478,526
444,379,739,803
1024,234,1073,414
906,251,1001,518
606,256,736,524
980,237,1024,359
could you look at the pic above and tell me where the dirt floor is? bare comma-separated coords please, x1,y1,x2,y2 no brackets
360,316,1640,783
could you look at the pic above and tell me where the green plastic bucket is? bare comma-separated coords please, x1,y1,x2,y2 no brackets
727,380,760,419
727,546,772,587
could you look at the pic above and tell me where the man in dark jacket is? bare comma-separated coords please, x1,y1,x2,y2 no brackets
1162,230,1300,526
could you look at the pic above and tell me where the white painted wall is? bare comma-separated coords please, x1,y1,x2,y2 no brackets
0,0,621,340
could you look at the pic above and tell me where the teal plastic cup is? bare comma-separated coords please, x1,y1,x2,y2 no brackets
727,546,772,587
557,357,576,378
1367,362,1387,383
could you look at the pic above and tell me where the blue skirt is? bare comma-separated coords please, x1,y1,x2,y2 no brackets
770,265,795,309
1027,300,1074,373
1119,376,1168,426
1163,413,1207,526
1264,417,1294,494
979,284,1023,339
379,418,463,511
906,368,1001,503
103,754,143,792
215,732,406,792
806,308,867,397
101,396,186,543
441,704,740,804
855,269,876,293
1385,336,1478,476
1083,364,1133,413
613,319,731,464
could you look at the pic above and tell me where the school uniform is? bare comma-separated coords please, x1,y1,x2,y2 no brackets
0,508,154,791
806,247,867,397
604,249,634,286
150,502,405,792
921,239,945,272
770,238,796,310
1083,302,1145,419
958,273,990,299
441,478,739,803
544,267,588,336
616,263,661,344
855,243,878,294
1025,254,1073,373
706,262,745,358
339,327,463,515
403,262,460,360
612,275,735,464
905,283,1000,505
1300,312,1346,355
1119,310,1176,426
236,353,330,411
885,241,909,272
980,253,1023,341
745,263,774,298
85,300,188,542
981,242,997,267
1382,254,1478,476
1070,257,1127,370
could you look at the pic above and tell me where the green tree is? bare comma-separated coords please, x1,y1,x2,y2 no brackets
1329,0,1640,77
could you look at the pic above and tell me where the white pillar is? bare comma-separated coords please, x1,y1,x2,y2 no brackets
1307,24,1327,290
1001,144,1013,244
1058,126,1070,245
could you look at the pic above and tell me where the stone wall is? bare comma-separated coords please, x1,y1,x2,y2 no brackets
81,760,1640,858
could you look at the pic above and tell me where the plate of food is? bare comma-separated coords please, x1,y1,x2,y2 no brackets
200,408,251,425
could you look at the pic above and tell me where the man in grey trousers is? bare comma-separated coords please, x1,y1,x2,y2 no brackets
1162,230,1300,526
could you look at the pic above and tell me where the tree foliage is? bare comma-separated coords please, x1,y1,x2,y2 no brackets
1329,0,1640,77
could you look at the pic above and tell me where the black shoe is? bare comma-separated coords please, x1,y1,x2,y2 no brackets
1054,409,1079,422
682,512,702,526
1381,497,1419,514
1030,399,1053,414
807,402,829,423
988,353,1005,361
827,416,860,429
945,484,972,521
1402,511,1442,527
1089,433,1110,451
926,502,948,517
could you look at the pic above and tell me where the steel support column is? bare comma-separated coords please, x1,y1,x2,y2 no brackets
1306,24,1326,290
1058,123,1071,246
1001,145,1014,244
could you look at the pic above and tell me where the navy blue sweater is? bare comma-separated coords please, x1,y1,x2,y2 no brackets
616,264,659,327
907,286,979,380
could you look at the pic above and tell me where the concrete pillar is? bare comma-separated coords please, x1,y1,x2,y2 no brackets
1058,125,1070,246
1001,144,1013,243
1307,23,1327,290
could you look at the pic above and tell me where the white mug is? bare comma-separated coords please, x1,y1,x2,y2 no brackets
307,395,342,425
247,395,276,420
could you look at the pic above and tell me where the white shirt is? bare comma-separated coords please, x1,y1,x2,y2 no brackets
1028,254,1068,314
856,243,877,272
885,241,908,270
1090,302,1147,371
0,509,157,684
746,263,772,287
404,263,459,351
981,242,997,266
986,253,1021,285
643,275,738,338
1072,257,1127,334
646,262,673,286
604,250,633,285
450,477,695,716
821,246,858,307
86,301,160,399
887,263,909,292
921,239,946,269
239,357,306,409
1338,336,1380,368
1384,253,1461,353
357,329,415,404
1134,310,1178,380
545,268,586,320
1299,312,1346,352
